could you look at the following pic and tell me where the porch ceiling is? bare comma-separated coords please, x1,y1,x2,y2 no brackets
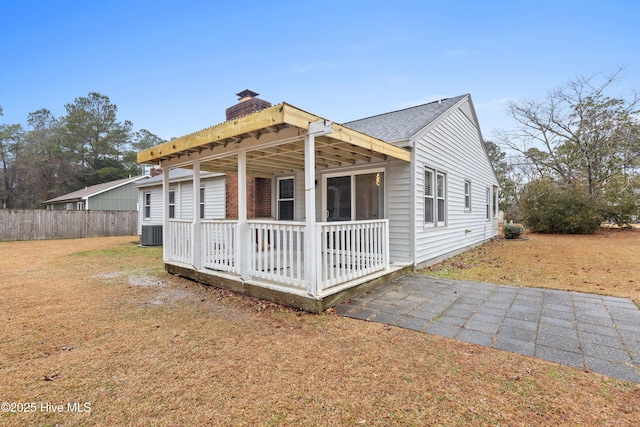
137,103,411,176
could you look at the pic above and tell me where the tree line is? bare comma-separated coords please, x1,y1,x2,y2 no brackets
490,68,640,232
0,92,165,209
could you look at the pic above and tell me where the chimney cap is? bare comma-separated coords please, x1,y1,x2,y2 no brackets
236,89,259,100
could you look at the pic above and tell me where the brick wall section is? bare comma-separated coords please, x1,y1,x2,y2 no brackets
224,175,272,219
246,177,256,218
255,178,272,218
225,175,238,219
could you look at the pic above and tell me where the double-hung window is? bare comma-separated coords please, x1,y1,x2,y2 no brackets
144,193,151,219
464,180,471,211
168,190,175,219
277,177,294,220
425,168,446,226
486,188,491,220
200,187,205,219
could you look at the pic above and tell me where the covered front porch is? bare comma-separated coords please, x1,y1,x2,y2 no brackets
137,103,412,311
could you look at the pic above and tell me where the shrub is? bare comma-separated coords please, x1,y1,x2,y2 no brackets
519,180,603,234
503,223,524,239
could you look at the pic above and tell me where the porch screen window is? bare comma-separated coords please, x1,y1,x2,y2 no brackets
355,172,384,220
327,176,351,221
144,193,151,219
168,190,175,219
200,187,205,219
278,178,294,220
326,171,384,222
425,168,446,226
464,181,471,211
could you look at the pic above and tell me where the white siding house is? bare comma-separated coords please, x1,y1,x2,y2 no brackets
135,169,226,235
136,93,498,312
345,95,499,267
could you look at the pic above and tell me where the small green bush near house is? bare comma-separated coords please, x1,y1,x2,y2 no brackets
503,223,524,239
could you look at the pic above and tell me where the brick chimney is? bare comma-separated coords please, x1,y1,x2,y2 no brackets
225,89,272,121
223,90,273,219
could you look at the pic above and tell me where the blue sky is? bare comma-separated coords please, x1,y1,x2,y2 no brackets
1,0,638,142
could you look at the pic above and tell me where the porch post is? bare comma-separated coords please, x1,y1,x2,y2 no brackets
237,150,249,280
192,159,202,270
304,120,333,296
162,164,170,263
304,132,317,296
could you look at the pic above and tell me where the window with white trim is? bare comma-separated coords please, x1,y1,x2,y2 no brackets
200,187,205,219
168,190,175,219
492,185,499,217
464,180,471,211
144,193,151,219
77,202,85,211
324,169,385,222
425,168,446,226
277,177,294,220
486,188,491,220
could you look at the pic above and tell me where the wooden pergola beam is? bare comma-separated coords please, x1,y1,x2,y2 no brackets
137,102,410,166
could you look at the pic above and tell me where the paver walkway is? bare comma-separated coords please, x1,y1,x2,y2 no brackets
336,274,640,383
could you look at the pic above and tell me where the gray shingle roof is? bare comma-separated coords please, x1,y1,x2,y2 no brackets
44,175,148,204
344,95,467,142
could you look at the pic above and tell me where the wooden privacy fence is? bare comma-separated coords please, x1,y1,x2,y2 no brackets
0,210,138,241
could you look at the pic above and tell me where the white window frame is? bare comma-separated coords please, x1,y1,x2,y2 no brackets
199,186,205,219
464,180,471,212
321,166,386,222
277,177,295,221
144,192,151,219
65,202,73,211
486,188,491,221
168,190,175,219
77,201,85,211
425,167,447,227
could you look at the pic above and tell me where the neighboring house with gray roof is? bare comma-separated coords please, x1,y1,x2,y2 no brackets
136,91,499,311
43,175,149,211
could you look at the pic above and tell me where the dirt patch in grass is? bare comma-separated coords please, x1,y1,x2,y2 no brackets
426,228,640,306
1,236,639,426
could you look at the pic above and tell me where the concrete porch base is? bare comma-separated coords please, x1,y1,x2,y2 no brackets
165,263,414,313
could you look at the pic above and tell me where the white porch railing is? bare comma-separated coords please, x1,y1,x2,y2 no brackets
168,220,191,264
317,220,388,291
249,220,306,290
202,220,238,273
166,218,389,295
